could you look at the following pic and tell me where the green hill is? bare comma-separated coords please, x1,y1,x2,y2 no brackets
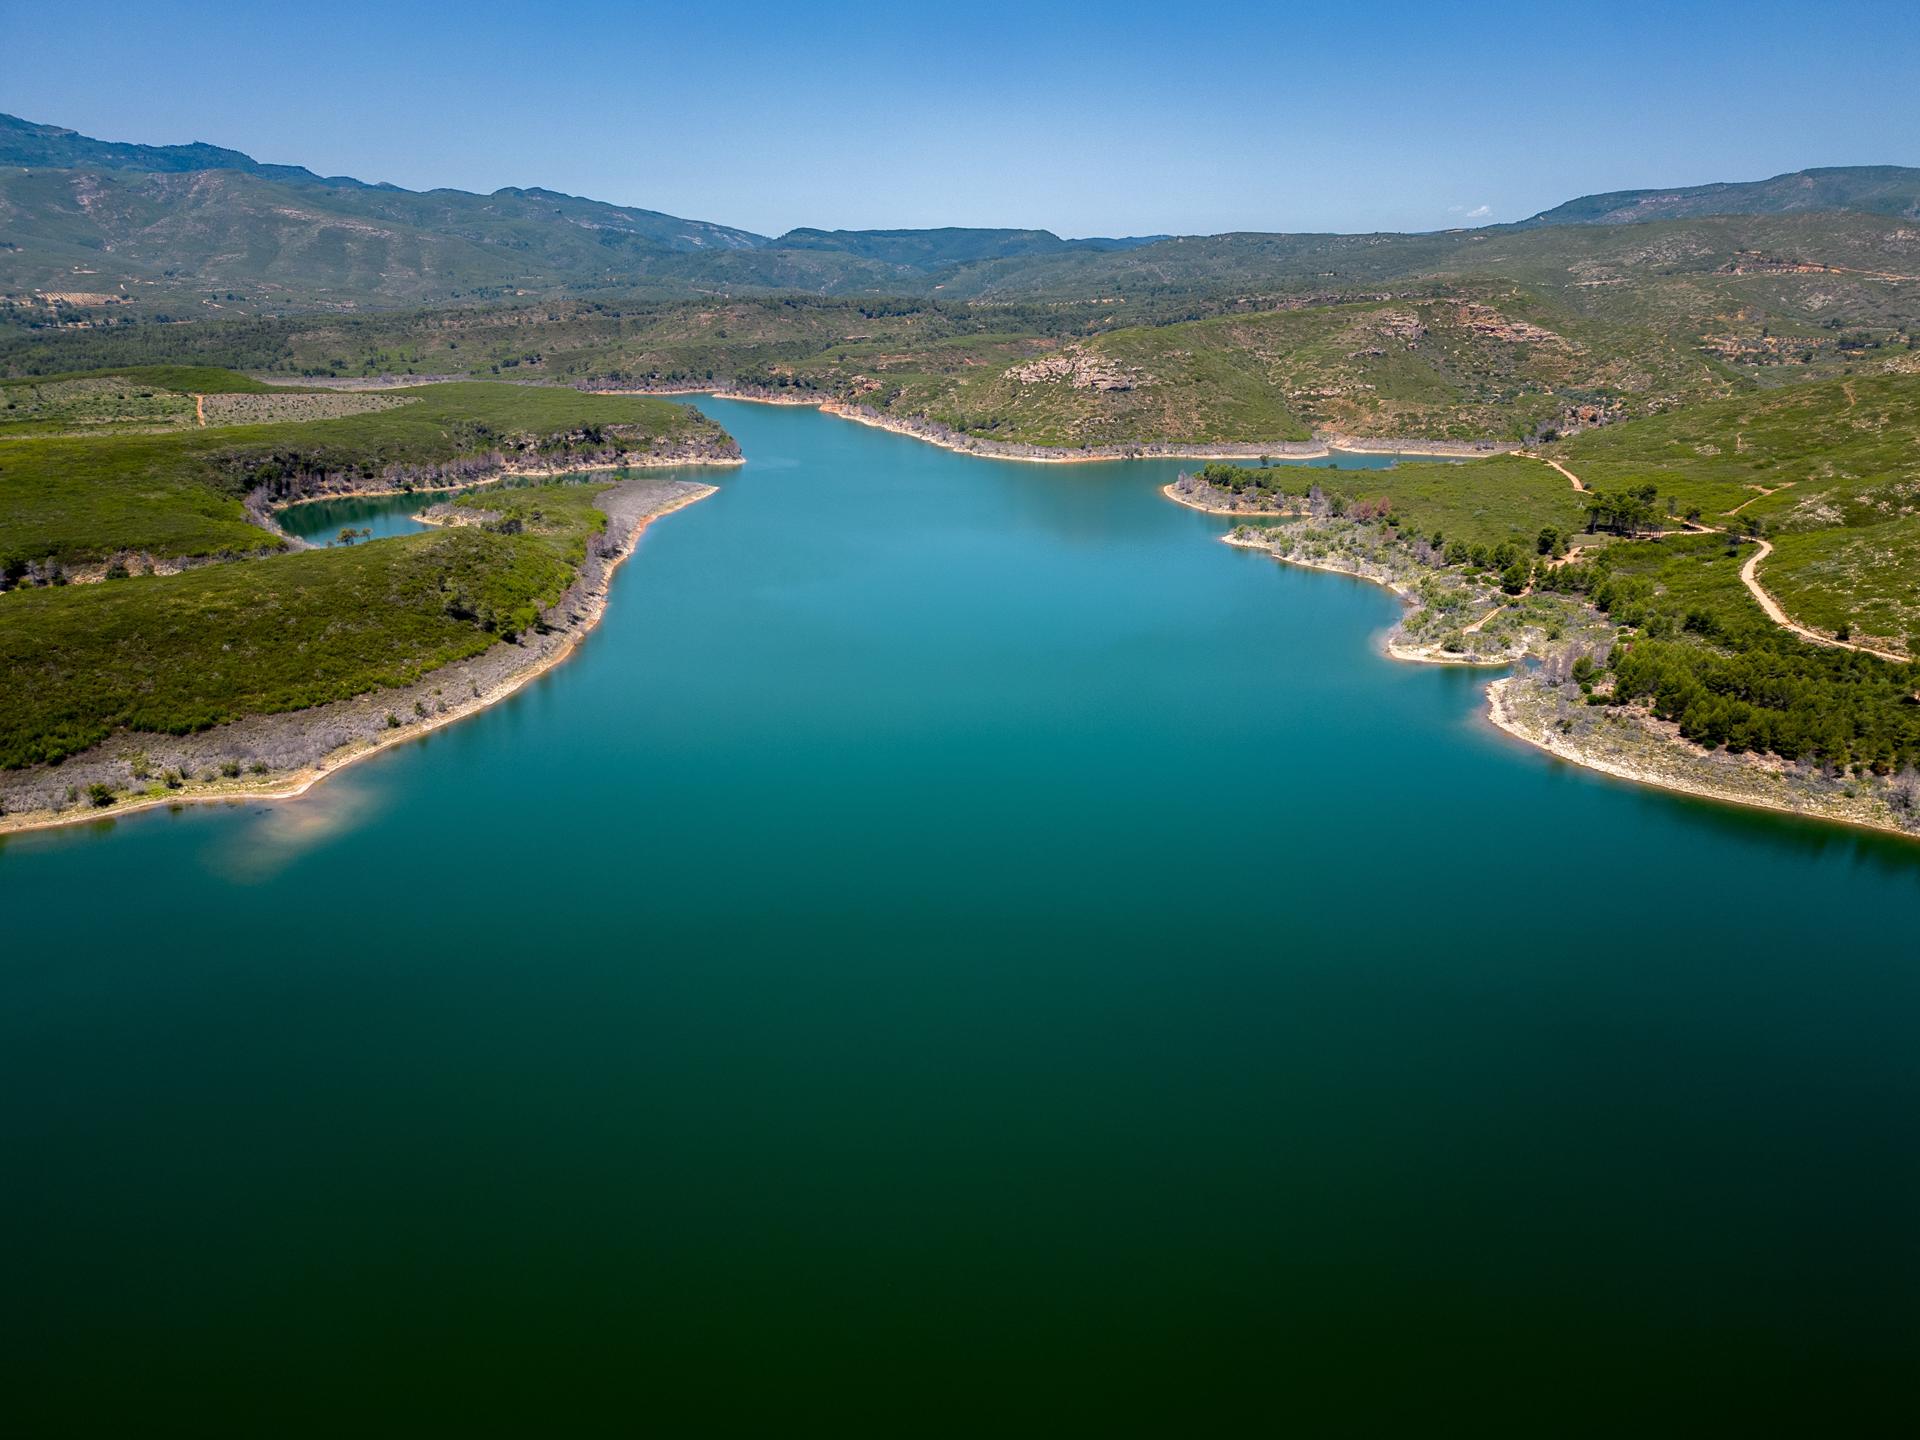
10,112,1917,331
1520,165,1920,227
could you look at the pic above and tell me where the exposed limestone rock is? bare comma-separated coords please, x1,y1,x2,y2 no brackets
1008,347,1142,392
1374,311,1426,343
1453,302,1575,348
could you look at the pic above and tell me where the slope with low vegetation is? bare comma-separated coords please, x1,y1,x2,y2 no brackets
1549,372,1920,653
0,373,735,814
0,372,730,573
1219,371,1920,833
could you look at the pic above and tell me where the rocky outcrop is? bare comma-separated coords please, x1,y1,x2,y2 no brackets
1374,311,1427,343
1007,348,1142,392
1453,302,1575,349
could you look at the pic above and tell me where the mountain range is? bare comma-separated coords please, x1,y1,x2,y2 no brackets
4,111,1918,320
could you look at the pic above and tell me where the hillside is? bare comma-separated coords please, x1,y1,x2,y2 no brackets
6,114,1920,461
1522,166,1920,227
9,113,1918,336
0,374,736,790
0,115,1166,320
0,111,365,187
1550,371,1920,650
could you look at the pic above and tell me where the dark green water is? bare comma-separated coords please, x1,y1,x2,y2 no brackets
4,399,1916,1434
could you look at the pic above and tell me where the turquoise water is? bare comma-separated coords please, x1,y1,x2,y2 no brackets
3,399,1915,1433
276,490,443,542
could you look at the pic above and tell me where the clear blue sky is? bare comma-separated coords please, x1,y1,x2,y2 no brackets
5,0,1916,238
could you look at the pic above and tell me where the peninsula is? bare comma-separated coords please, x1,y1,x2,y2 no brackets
0,369,737,831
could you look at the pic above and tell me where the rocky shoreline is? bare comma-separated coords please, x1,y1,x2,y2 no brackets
242,432,740,533
1487,675,1919,841
588,382,1518,463
1216,521,1919,842
0,478,718,837
1163,480,1302,517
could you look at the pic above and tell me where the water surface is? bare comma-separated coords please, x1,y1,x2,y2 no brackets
4,399,1915,1433
276,490,442,542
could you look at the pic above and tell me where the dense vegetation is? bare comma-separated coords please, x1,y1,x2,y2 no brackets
0,365,725,778
0,376,720,569
0,481,608,768
1193,454,1588,551
1218,363,1920,786
1541,534,1920,771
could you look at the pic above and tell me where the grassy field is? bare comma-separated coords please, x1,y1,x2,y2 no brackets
0,377,720,568
1324,454,1589,549
1552,372,1920,648
0,366,280,438
1553,373,1920,525
0,481,609,769
1764,518,1920,650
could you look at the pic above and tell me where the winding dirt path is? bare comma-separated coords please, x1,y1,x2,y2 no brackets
1723,482,1792,517
193,393,206,427
1735,537,1908,662
1536,455,1584,491
1532,450,1905,662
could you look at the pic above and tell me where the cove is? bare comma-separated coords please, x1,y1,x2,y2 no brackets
2,397,1915,1432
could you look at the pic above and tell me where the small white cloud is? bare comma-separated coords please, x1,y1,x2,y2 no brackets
1466,204,1492,219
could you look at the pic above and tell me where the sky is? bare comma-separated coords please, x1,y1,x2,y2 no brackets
4,0,1918,239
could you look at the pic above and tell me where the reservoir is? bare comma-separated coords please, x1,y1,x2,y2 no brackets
4,397,1914,1431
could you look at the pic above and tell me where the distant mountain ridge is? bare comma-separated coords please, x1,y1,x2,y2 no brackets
1521,165,1920,227
3,111,1915,318
0,112,768,257
0,111,375,189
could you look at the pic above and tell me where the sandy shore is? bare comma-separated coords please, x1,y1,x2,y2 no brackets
0,480,717,838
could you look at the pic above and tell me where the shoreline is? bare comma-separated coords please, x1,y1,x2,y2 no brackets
1217,527,1915,840
605,385,1517,464
1161,482,1302,518
821,401,1517,464
820,402,1328,464
1220,533,1521,666
0,481,717,839
1485,676,1918,844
